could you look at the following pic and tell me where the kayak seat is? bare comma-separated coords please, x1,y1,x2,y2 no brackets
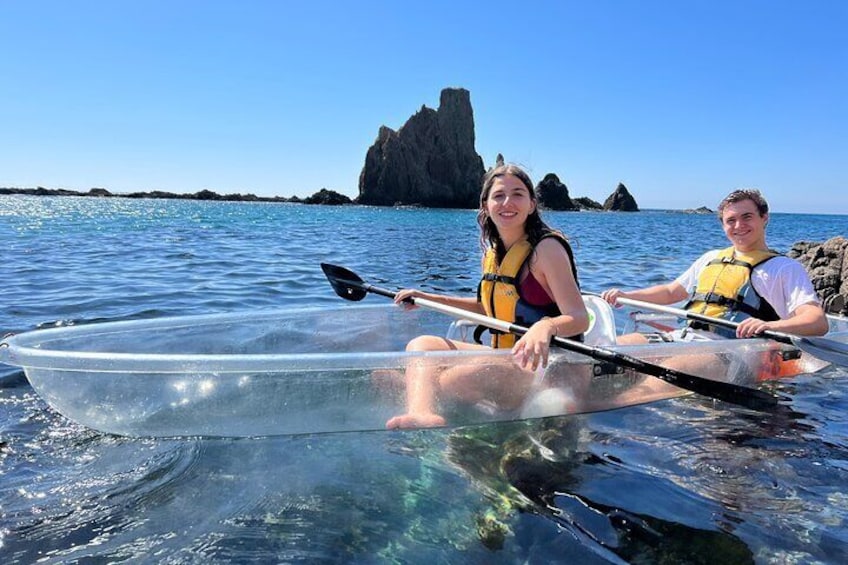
445,295,618,346
582,295,617,346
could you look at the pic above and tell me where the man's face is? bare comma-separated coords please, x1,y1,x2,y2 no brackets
721,199,768,252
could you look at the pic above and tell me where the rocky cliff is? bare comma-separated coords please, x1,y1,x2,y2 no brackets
788,236,848,315
358,88,485,208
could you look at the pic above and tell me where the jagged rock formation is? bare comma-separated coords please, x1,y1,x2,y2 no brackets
603,183,639,211
788,236,848,315
536,173,578,211
358,88,485,208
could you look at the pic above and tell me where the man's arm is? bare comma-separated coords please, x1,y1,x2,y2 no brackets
736,302,828,337
602,281,689,307
743,258,830,337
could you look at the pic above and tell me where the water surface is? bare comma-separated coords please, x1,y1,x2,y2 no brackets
1,196,847,563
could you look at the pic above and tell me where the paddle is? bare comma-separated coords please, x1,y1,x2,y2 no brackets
828,313,848,327
321,263,782,412
597,294,848,367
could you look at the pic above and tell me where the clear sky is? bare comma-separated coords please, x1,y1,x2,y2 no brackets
2,1,846,214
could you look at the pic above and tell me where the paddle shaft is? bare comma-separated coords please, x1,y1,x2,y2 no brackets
610,296,795,344
605,293,848,368
349,278,779,410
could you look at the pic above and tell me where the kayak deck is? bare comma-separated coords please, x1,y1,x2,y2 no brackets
0,303,841,437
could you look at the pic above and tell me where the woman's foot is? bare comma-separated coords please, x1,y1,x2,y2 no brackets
385,412,446,430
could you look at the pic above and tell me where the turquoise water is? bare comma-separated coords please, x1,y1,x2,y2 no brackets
1,195,847,563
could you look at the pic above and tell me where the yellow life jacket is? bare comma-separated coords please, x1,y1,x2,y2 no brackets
478,235,579,348
684,246,780,334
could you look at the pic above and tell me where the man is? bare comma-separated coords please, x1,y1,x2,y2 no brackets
602,189,828,343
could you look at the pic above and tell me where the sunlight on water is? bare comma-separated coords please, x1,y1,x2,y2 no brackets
1,195,848,562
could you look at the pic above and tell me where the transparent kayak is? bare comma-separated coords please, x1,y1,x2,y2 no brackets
0,302,841,438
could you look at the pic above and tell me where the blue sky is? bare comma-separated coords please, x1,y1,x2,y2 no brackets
2,1,846,214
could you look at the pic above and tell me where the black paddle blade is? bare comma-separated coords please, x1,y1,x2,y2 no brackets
321,263,368,301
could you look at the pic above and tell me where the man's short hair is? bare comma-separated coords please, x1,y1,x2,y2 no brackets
717,189,769,217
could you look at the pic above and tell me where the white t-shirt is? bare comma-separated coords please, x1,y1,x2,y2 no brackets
674,250,820,319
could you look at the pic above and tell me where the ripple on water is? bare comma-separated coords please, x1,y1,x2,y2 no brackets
0,408,202,564
2,199,848,562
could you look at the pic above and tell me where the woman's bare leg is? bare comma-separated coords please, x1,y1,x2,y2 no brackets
385,337,531,429
385,335,470,429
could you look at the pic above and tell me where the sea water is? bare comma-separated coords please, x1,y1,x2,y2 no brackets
1,195,847,563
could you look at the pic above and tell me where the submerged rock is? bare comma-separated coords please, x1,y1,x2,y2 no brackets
445,417,755,561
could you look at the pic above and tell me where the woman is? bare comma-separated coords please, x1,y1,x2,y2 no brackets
386,164,589,429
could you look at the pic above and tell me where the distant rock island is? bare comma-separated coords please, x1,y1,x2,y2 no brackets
603,183,639,212
0,186,354,205
536,173,579,211
358,88,484,208
683,206,713,214
3,86,653,211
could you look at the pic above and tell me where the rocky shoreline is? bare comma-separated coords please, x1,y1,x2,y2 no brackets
789,236,848,316
0,186,354,205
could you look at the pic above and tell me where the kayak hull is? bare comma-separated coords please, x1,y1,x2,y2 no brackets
0,304,839,437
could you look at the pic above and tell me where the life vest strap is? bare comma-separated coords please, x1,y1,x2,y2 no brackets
687,291,763,319
481,273,518,285
687,321,737,339
709,257,755,269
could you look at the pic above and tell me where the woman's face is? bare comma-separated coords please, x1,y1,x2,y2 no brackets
484,174,536,233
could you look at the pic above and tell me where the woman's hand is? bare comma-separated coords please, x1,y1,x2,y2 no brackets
393,288,422,310
511,318,557,371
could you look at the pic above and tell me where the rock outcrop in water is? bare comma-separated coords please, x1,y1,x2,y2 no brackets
357,88,485,208
536,173,578,211
302,189,353,205
788,236,848,315
573,196,603,210
603,183,639,211
683,206,713,214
